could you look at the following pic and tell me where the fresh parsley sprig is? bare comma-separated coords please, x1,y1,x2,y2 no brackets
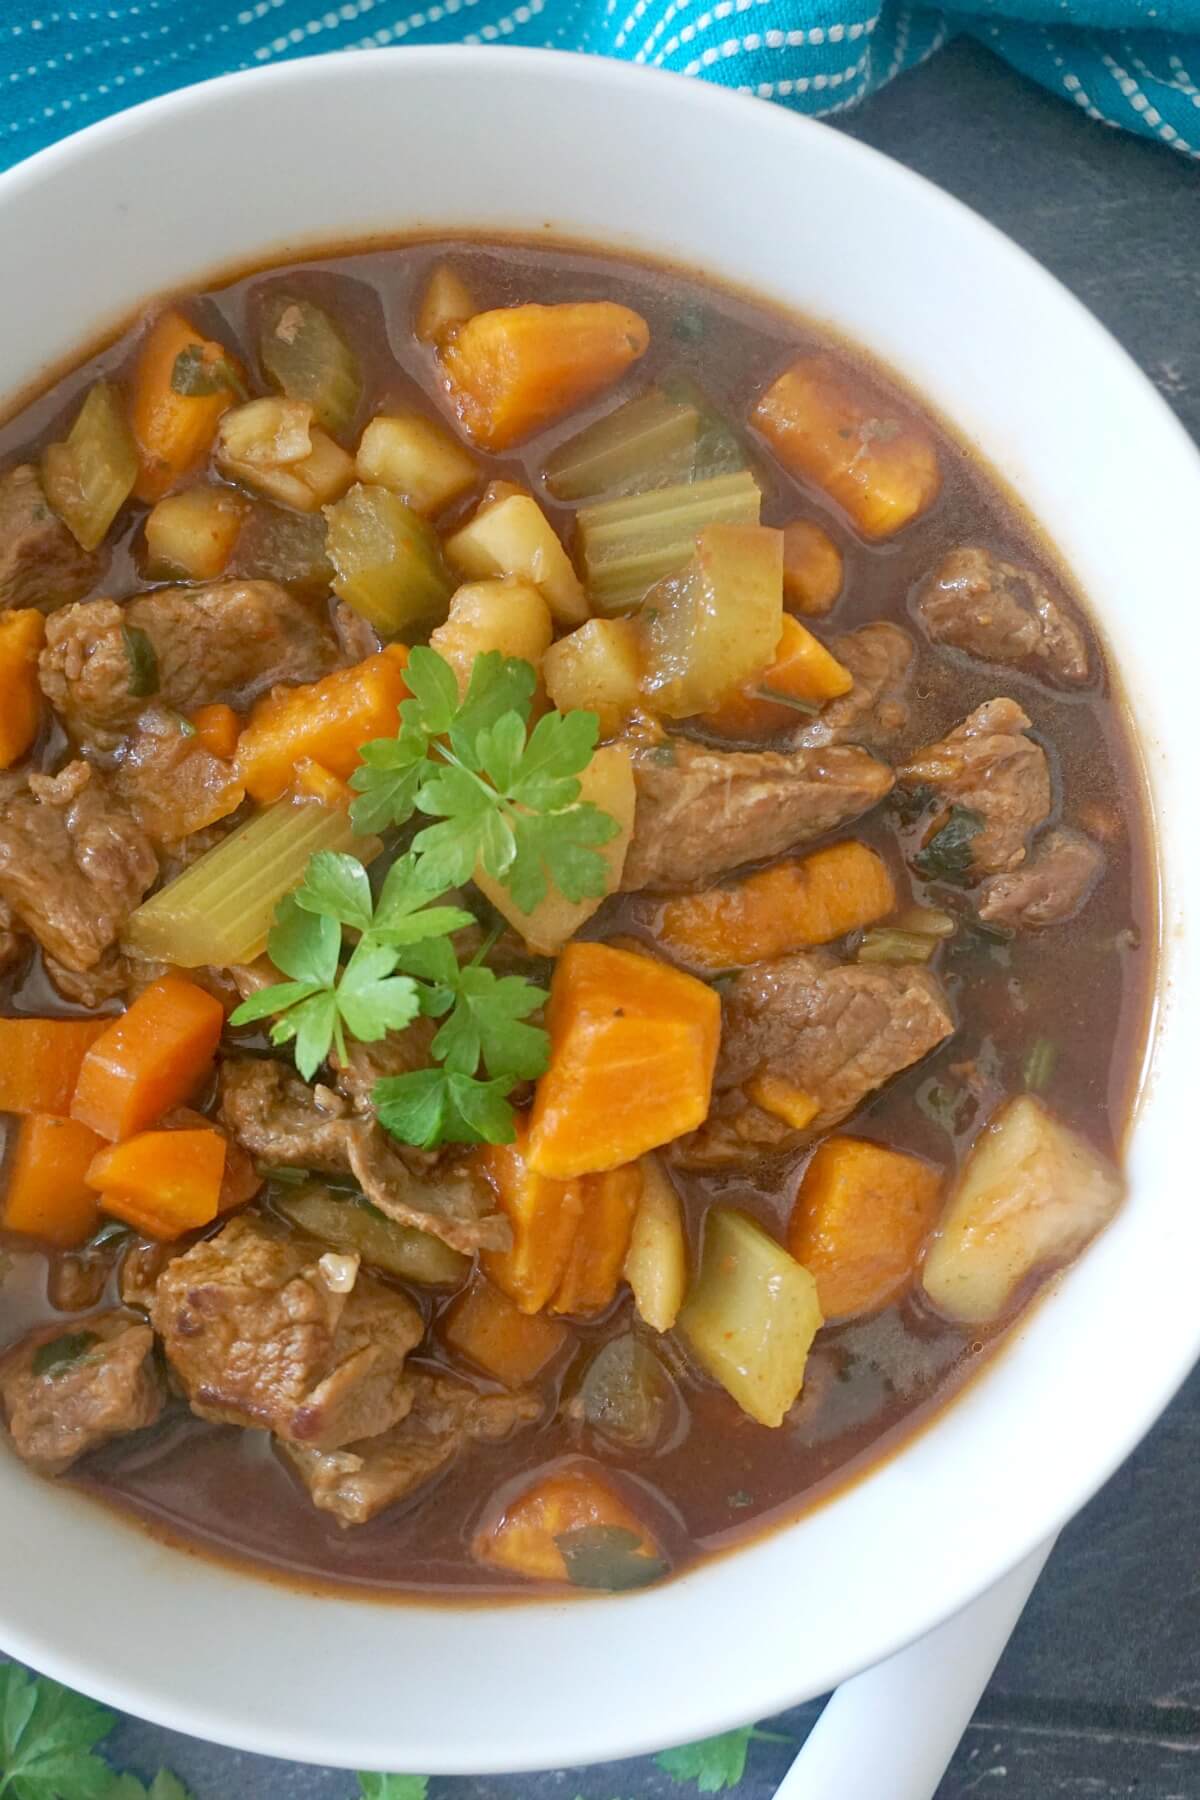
0,1662,194,1800
228,849,548,1148
655,1724,791,1793
348,647,619,913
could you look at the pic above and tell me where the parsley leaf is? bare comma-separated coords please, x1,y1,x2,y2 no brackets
106,1772,196,1800
555,1524,668,1591
335,939,422,1043
0,1663,115,1800
356,1776,429,1800
913,806,984,884
120,624,159,700
373,1067,519,1149
348,647,618,909
430,965,548,1081
31,1332,99,1379
170,343,247,401
292,849,375,932
655,1725,789,1792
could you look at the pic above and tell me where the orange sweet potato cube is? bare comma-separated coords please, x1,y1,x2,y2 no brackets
442,1273,569,1386
788,1135,943,1319
551,1163,641,1317
472,1463,665,1586
477,1118,584,1314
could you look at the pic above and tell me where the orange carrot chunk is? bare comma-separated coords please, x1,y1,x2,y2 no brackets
442,1272,569,1387
527,943,720,1179
0,1017,109,1118
788,1135,944,1319
650,841,896,971
0,610,46,769
87,1126,226,1241
130,308,244,503
700,615,852,739
440,302,650,452
781,520,844,615
1,1114,106,1248
472,1463,666,1586
551,1163,641,1317
71,977,225,1142
235,646,411,805
477,1118,584,1314
188,702,240,761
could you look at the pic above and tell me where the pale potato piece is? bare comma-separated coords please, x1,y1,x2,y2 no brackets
921,1095,1124,1324
144,487,246,580
472,743,636,954
623,1153,687,1332
445,491,588,626
429,578,553,696
356,413,478,516
543,617,642,739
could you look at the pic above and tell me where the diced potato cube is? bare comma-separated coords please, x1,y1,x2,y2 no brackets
679,1207,822,1427
444,492,588,626
144,487,247,580
356,413,478,516
472,743,636,954
440,301,650,451
429,579,554,697
414,261,476,344
218,398,355,513
477,1118,584,1314
921,1095,1124,1324
699,614,852,739
472,1464,665,1587
753,355,941,540
623,1153,687,1332
782,519,844,614
641,523,783,719
550,1162,641,1317
789,1136,943,1319
442,1272,568,1386
542,618,643,739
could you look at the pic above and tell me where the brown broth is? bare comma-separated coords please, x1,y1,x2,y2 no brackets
0,237,1155,1599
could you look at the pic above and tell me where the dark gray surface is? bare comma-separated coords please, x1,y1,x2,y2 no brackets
9,36,1200,1800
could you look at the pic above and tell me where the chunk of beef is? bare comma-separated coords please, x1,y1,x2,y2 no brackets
218,1058,509,1254
0,1312,163,1476
0,761,157,976
119,1239,181,1311
0,897,24,980
898,698,1051,878
151,1214,422,1449
333,600,381,664
113,706,245,848
0,463,100,614
914,547,1089,687
674,950,954,1167
284,1372,542,1527
790,622,914,752
40,581,337,750
977,827,1104,931
621,738,894,892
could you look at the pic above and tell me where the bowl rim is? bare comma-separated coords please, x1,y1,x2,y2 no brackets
0,43,1197,1774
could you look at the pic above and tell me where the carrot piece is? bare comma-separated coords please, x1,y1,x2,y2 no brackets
700,615,852,739
130,308,244,503
472,1463,665,1585
0,610,46,769
527,942,721,1179
442,1272,569,1386
745,1075,820,1131
87,1126,225,1241
71,976,225,1141
650,841,896,972
188,702,240,761
1,1114,105,1247
788,1135,944,1319
752,354,941,540
293,759,354,810
781,520,844,615
477,1118,584,1314
440,302,650,451
0,1017,109,1117
550,1163,641,1317
235,647,411,805
164,1105,262,1213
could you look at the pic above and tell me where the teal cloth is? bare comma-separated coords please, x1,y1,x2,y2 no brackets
2,1,1198,173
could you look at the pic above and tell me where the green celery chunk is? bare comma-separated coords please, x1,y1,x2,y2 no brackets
275,1183,468,1286
123,795,380,968
324,482,453,637
259,293,363,438
545,386,703,503
577,468,761,615
41,382,139,551
856,927,939,965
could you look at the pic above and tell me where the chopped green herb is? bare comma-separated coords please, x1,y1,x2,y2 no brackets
176,715,197,738
656,1724,789,1792
913,806,984,884
1022,1036,1059,1092
32,1330,99,1379
121,623,159,699
752,685,821,716
555,1523,668,1591
170,343,247,400
258,1163,311,1186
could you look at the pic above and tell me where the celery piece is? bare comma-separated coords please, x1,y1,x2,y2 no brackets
642,522,782,719
578,469,761,615
545,387,702,503
856,926,939,965
41,382,139,552
122,795,380,967
660,373,750,482
259,294,363,439
275,1183,468,1286
679,1207,822,1427
324,482,453,637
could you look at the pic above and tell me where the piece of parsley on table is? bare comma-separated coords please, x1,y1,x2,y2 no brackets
348,647,618,912
0,1663,193,1800
655,1724,791,1793
356,1778,429,1800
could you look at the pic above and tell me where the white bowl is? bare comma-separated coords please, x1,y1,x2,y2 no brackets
0,47,1197,1776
